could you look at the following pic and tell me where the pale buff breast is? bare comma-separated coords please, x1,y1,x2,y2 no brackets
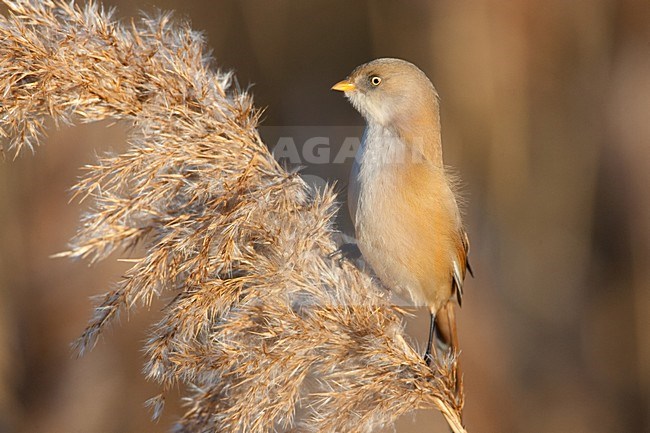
352,157,463,312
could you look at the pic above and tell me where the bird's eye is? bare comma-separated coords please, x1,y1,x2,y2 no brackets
370,76,382,86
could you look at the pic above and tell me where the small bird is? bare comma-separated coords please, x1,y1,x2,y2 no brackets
332,58,472,380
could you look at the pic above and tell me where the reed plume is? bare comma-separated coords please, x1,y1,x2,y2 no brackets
0,1,467,431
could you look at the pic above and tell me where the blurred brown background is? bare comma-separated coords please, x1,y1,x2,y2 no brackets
1,0,649,432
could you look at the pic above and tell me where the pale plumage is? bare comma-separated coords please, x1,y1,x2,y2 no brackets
333,59,471,382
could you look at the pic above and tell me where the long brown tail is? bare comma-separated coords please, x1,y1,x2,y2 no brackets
434,303,464,405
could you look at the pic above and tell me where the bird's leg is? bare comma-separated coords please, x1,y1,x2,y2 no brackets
424,311,437,366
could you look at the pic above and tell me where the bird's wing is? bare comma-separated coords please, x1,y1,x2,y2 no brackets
438,230,469,405
452,229,471,307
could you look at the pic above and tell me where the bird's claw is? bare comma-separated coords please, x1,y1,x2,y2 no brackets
329,243,362,262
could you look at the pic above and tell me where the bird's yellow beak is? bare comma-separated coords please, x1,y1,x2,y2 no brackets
332,80,356,92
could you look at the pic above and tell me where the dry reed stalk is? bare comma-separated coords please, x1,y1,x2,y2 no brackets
0,1,467,431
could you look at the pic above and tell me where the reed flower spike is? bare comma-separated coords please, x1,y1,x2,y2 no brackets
0,1,467,431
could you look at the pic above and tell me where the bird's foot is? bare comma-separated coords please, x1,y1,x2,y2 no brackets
423,351,435,367
328,243,362,262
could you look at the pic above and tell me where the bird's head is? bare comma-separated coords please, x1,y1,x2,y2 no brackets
332,58,440,129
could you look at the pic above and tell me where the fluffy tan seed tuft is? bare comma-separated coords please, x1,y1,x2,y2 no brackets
0,1,466,431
